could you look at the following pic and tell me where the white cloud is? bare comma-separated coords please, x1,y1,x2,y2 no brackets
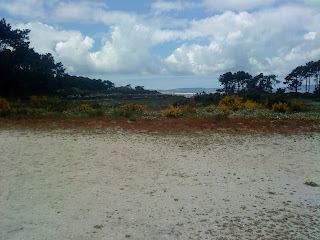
0,0,137,26
161,4,320,77
15,22,96,74
151,0,195,15
53,1,139,26
15,22,68,54
164,42,233,75
304,32,317,40
90,24,160,74
151,0,184,13
0,0,48,19
5,0,320,83
182,11,255,40
201,0,277,12
14,21,163,75
55,36,95,73
53,1,109,22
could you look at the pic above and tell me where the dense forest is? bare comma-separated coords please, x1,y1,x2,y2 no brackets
0,18,320,99
0,18,156,98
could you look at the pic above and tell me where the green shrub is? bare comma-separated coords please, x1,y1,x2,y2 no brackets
91,101,102,109
207,105,216,112
212,112,229,122
290,101,304,112
112,109,123,118
193,92,222,106
183,105,199,114
304,179,319,187
47,98,69,112
96,108,106,116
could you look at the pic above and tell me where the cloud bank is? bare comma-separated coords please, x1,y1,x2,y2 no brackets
2,0,320,84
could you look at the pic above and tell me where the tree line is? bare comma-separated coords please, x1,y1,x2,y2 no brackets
218,71,280,94
284,60,320,93
0,18,154,98
218,60,320,95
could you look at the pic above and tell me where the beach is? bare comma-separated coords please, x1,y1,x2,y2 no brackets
0,129,319,239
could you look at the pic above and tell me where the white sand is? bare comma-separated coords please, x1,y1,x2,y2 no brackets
0,129,319,240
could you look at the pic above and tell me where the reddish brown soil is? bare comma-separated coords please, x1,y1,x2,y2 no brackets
0,117,319,135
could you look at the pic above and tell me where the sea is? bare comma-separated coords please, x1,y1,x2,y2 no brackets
158,85,317,97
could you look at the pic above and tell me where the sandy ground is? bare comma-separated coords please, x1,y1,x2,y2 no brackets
0,129,319,240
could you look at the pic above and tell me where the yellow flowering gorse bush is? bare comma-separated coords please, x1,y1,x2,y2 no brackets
0,98,24,115
162,105,183,117
183,105,199,114
219,95,245,112
10,98,22,108
30,95,41,107
0,97,9,108
207,105,216,111
272,102,289,113
76,103,92,111
121,103,147,113
244,100,265,110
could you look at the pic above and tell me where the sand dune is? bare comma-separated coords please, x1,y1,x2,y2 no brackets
0,129,319,239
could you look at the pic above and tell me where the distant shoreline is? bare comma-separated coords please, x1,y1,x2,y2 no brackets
157,85,317,95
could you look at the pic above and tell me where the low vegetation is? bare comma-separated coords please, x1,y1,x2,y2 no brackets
121,103,147,114
271,102,289,113
0,94,319,135
162,105,183,118
1,18,320,134
290,101,304,112
304,179,319,187
0,94,318,119
218,95,245,112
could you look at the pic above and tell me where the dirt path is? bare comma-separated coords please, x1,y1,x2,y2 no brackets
0,129,319,239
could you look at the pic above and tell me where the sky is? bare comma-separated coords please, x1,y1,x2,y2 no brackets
1,0,320,89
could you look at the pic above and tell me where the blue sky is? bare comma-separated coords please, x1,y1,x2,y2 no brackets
1,0,320,89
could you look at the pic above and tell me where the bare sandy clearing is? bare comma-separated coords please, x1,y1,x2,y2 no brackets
0,129,319,240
